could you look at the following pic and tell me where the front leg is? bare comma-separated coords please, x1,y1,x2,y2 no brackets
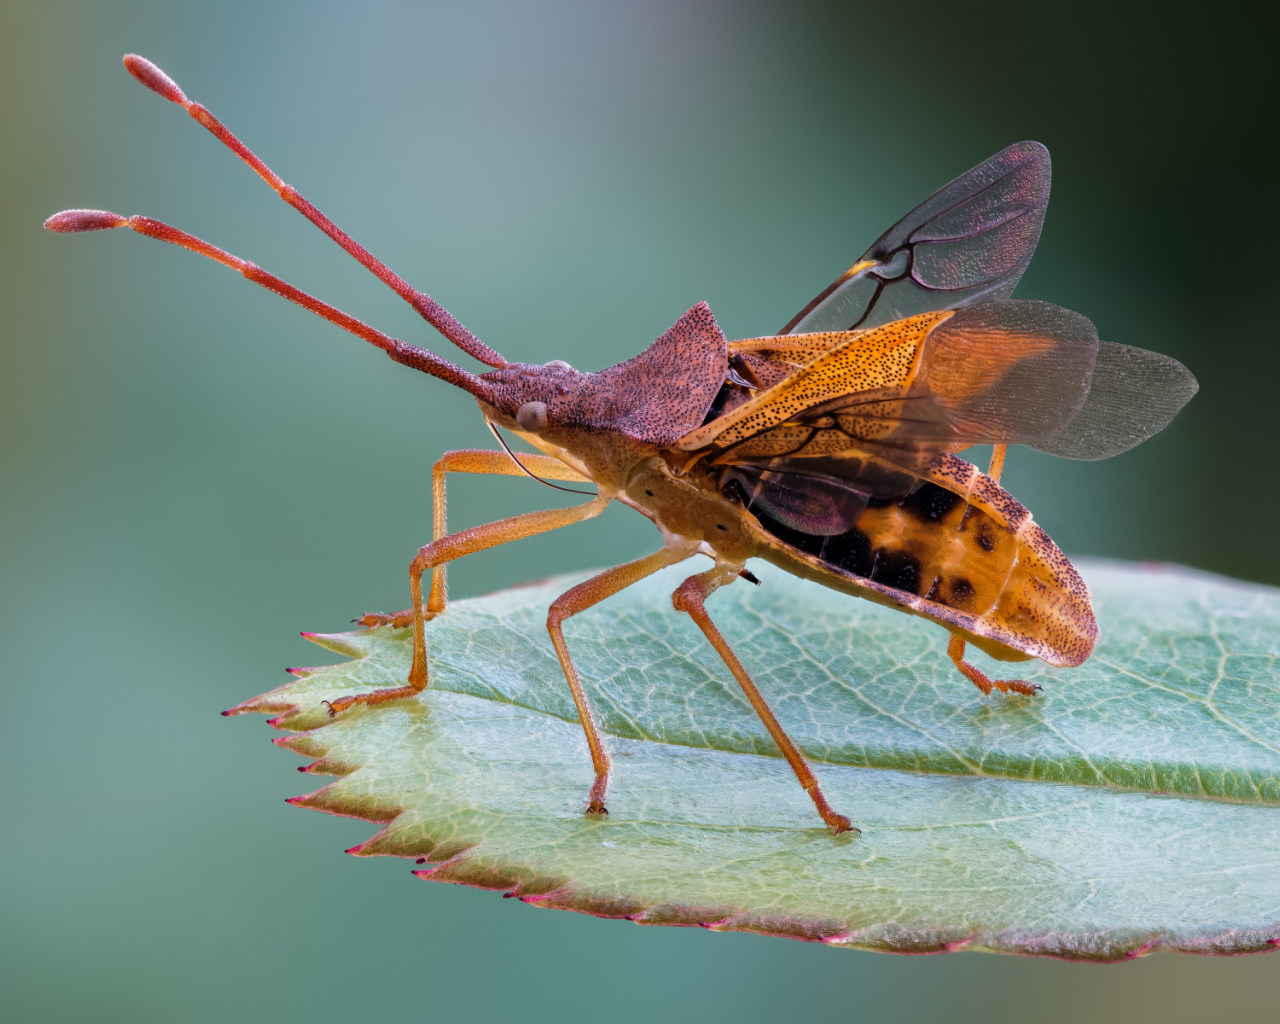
326,490,612,716
356,447,591,627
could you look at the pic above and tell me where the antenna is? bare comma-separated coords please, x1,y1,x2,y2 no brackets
119,53,507,369
44,209,495,402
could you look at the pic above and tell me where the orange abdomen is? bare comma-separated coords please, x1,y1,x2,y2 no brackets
749,454,1097,667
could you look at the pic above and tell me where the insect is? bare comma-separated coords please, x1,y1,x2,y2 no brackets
48,56,1197,835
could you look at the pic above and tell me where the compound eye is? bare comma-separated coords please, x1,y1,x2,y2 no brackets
516,401,548,432
544,359,573,371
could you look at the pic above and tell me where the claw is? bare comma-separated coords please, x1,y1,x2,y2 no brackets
322,685,418,719
585,773,610,817
322,695,365,717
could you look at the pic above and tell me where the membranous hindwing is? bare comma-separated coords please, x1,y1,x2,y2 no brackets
783,142,1052,334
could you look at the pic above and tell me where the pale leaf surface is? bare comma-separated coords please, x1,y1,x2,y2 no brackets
229,560,1280,960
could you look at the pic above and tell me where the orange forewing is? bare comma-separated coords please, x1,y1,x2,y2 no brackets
680,301,1100,471
678,310,952,453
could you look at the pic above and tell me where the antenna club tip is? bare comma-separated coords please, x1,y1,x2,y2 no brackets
123,54,187,105
44,209,130,233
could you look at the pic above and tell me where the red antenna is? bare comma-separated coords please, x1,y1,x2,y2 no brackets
45,54,510,399
44,206,496,402
118,54,506,369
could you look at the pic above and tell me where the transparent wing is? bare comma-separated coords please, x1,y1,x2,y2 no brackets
1031,341,1198,459
783,142,1051,335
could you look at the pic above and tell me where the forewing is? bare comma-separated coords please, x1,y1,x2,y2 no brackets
679,312,947,453
685,301,1099,473
906,299,1099,444
783,142,1051,334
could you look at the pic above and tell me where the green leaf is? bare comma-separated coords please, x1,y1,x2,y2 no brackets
228,560,1280,961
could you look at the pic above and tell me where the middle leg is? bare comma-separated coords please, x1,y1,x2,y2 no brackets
672,566,856,835
326,492,612,716
545,547,690,815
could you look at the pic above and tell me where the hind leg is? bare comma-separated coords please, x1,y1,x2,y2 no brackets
947,634,1041,696
672,566,856,835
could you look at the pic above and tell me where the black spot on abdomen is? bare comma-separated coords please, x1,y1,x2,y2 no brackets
749,509,924,598
899,482,962,523
821,527,874,577
947,576,975,609
870,549,923,595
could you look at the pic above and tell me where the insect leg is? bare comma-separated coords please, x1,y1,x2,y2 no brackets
545,549,690,815
946,634,1041,697
987,444,1008,483
430,450,590,614
672,567,856,835
119,55,506,368
325,492,613,717
357,449,591,628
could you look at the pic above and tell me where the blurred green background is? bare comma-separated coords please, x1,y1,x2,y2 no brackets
2,0,1276,1020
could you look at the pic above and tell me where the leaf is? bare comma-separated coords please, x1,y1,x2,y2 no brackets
227,560,1280,961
